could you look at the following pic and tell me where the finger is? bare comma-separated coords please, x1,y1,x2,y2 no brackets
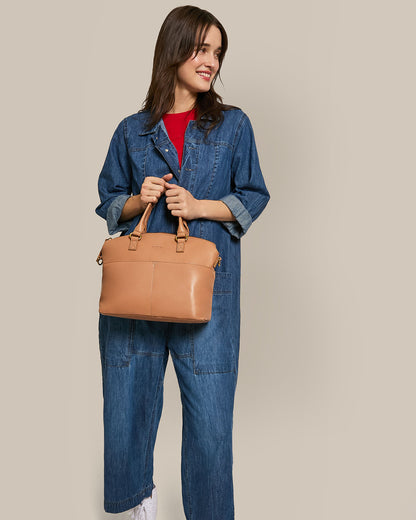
144,176,167,186
142,194,159,203
141,193,159,203
164,182,181,189
162,173,174,181
142,185,164,196
150,185,165,194
166,195,181,204
165,188,181,197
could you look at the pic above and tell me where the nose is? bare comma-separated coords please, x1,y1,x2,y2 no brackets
204,51,217,68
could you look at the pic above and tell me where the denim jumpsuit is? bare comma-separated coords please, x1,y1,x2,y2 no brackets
95,107,270,518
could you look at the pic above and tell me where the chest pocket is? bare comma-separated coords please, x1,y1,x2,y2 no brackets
191,271,237,375
187,141,233,200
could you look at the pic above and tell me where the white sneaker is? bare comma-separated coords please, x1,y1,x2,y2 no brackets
127,486,157,520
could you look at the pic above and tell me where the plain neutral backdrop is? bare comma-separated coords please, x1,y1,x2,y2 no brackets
1,1,415,519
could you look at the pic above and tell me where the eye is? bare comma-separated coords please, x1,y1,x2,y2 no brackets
198,48,221,59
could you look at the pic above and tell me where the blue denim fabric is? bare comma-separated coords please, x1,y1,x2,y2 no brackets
95,108,270,518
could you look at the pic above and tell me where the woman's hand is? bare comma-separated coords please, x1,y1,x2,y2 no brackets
140,173,173,204
119,173,174,222
165,182,201,220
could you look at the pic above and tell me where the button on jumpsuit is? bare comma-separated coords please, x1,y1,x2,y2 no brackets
95,107,270,518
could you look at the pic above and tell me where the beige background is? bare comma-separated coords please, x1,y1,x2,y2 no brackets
1,0,415,518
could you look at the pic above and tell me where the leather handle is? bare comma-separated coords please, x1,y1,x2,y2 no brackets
134,202,154,235
130,201,189,239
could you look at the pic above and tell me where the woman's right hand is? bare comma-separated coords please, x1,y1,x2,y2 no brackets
140,173,173,204
119,173,174,223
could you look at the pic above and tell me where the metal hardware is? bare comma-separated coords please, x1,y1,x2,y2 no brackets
129,233,142,240
175,235,189,242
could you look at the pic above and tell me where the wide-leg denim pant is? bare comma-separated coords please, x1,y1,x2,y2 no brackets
98,313,239,519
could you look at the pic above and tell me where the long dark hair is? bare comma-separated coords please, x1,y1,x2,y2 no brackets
140,5,237,137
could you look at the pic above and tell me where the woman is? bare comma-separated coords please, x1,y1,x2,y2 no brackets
95,5,270,519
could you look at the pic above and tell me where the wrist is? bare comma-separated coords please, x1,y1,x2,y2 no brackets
120,194,146,222
195,199,235,222
197,199,207,220
135,194,146,214
129,193,146,214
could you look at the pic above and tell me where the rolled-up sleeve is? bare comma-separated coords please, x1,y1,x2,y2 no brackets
95,118,135,235
220,113,270,239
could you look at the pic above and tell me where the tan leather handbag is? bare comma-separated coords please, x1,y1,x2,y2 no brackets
96,202,221,323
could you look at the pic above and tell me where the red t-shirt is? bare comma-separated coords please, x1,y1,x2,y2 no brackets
162,108,196,168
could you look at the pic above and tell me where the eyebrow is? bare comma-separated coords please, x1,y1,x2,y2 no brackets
200,43,222,51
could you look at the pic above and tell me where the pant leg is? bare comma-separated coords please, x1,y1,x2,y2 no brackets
98,315,169,514
169,322,239,520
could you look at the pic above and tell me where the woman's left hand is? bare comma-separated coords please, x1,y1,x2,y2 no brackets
165,183,201,220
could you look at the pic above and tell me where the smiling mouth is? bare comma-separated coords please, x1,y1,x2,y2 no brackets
197,72,211,79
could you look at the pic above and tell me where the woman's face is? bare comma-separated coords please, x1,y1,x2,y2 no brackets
176,24,222,97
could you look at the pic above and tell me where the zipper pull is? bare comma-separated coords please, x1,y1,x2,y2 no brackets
214,256,222,268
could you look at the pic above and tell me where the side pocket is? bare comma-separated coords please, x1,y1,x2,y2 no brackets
98,314,133,368
191,272,237,375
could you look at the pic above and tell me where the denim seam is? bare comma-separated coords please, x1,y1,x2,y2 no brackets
129,319,134,347
122,117,128,142
104,481,154,508
180,137,233,149
183,416,193,520
203,143,220,199
143,142,150,177
129,145,150,152
130,351,166,357
187,137,201,195
194,367,236,375
102,358,131,368
143,352,167,479
231,113,247,149
190,327,196,375
170,351,192,360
